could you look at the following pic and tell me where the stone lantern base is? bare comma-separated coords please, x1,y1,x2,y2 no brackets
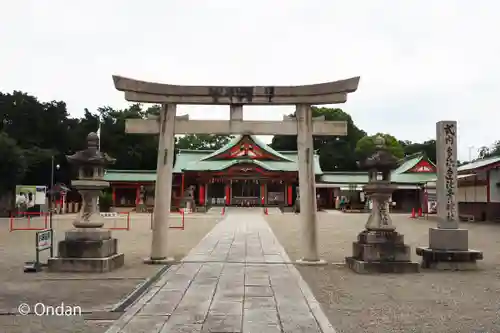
48,229,124,273
345,230,419,274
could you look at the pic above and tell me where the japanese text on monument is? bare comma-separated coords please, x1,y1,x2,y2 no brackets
443,123,457,221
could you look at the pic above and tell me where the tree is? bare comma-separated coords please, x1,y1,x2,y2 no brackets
0,91,70,186
0,132,26,192
355,133,405,160
399,139,436,163
176,134,233,150
478,142,500,159
0,132,27,215
96,104,158,170
270,107,366,171
478,146,490,159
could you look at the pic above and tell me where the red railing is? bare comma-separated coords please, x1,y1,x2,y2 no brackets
10,212,49,232
150,210,185,230
171,209,185,230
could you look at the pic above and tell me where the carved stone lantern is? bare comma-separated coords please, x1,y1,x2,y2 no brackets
66,132,116,228
360,136,399,231
345,136,419,273
48,132,124,273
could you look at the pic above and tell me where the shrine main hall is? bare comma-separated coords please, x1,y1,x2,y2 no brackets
103,134,438,212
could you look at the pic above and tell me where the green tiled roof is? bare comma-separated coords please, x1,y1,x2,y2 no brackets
458,155,500,173
392,173,437,184
392,152,436,174
319,153,436,185
173,135,322,174
104,135,323,182
104,170,156,182
319,172,436,185
174,150,322,173
320,172,369,184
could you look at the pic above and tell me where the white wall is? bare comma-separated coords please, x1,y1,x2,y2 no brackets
458,185,488,203
457,170,489,203
489,169,500,202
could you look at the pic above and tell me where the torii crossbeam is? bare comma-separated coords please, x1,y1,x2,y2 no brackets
112,75,360,265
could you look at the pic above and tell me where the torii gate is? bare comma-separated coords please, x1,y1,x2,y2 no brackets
112,75,360,264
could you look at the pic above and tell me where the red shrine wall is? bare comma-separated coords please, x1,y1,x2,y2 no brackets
409,160,436,173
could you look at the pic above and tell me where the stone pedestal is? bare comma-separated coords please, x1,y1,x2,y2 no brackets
48,229,124,273
345,230,419,273
416,228,483,270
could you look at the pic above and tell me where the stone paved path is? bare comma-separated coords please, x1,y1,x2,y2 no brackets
105,209,335,333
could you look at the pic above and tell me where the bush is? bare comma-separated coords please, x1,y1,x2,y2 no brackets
99,192,113,212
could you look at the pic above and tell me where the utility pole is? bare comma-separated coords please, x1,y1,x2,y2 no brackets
468,146,475,161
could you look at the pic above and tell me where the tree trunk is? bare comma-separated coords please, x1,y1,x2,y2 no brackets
0,191,14,217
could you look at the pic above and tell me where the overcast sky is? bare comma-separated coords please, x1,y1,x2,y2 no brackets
1,0,498,161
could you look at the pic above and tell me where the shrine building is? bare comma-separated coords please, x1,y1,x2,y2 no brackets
425,155,500,221
103,135,437,212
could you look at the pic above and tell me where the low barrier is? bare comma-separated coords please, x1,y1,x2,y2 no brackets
410,208,424,219
101,212,131,230
10,212,49,232
150,210,185,230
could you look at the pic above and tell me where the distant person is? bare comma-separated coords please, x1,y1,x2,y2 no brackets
16,192,27,217
26,191,34,208
340,196,346,211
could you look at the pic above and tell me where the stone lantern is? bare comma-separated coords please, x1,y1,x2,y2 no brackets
345,136,419,273
48,132,124,272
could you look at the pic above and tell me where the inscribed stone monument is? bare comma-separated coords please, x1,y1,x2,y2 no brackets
416,121,483,270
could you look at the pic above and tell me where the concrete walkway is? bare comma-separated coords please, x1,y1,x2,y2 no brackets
105,209,335,333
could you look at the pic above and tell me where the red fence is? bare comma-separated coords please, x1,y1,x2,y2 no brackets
9,212,132,231
150,210,185,230
10,212,49,232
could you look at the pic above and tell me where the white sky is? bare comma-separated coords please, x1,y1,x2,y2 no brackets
1,0,498,161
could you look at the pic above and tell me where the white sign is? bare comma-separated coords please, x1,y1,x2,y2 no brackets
100,212,118,218
35,186,47,205
37,229,52,251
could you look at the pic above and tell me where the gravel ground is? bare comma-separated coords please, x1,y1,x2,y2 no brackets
0,212,220,332
266,211,500,333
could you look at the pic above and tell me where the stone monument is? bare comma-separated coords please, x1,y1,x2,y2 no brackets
48,132,125,272
137,185,147,213
416,121,483,269
345,136,419,273
181,185,196,212
294,188,300,213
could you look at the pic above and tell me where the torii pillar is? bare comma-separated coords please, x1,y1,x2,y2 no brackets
112,75,360,264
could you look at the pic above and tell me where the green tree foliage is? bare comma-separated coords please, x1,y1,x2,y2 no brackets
355,133,405,160
0,91,234,197
4,89,498,205
399,139,437,163
477,141,500,159
0,132,26,192
176,134,233,150
270,107,366,171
